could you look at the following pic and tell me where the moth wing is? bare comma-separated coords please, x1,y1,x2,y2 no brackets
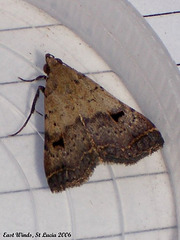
70,68,164,164
44,116,100,193
81,109,164,165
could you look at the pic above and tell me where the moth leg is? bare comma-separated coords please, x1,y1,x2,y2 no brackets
19,75,46,82
11,86,45,136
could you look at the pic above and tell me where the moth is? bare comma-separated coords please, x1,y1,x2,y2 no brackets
13,54,164,192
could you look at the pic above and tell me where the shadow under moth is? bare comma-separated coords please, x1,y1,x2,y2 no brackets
12,54,164,193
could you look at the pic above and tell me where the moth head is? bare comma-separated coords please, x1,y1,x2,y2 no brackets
44,53,63,75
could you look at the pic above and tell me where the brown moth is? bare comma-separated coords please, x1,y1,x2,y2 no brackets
13,54,164,193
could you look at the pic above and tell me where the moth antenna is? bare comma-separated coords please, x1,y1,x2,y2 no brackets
18,75,46,82
35,110,43,116
10,86,45,136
